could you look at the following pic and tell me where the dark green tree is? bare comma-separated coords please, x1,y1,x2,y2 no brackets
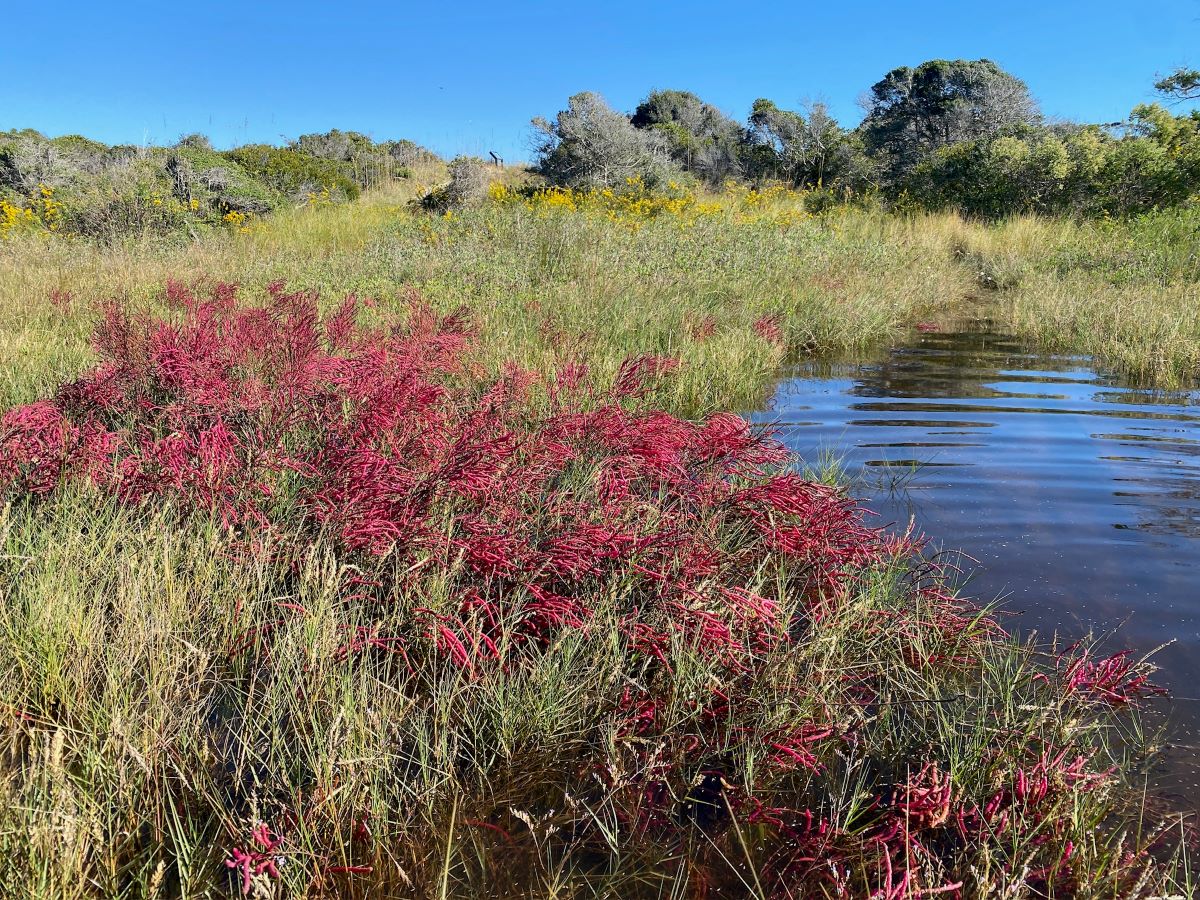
630,90,745,183
1156,67,1200,101
860,59,1041,181
746,100,868,189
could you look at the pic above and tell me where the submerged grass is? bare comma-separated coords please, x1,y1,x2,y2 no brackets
0,183,1196,897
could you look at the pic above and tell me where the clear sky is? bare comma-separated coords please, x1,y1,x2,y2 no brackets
6,1,1198,162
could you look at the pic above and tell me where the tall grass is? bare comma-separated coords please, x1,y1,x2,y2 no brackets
884,209,1200,385
0,181,972,414
4,501,1189,897
0,185,1196,897
7,187,1195,414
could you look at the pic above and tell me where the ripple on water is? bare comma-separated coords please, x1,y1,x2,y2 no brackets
753,321,1200,806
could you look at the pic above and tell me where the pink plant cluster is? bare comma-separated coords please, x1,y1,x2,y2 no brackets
0,281,1166,897
224,824,282,896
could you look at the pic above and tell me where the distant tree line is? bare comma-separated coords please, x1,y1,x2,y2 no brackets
532,59,1200,217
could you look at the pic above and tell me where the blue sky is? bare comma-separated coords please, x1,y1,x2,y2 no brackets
6,1,1198,161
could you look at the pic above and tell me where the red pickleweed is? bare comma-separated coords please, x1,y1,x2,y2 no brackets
1,280,1165,898
224,823,283,896
1054,648,1166,706
1,280,909,675
753,314,785,345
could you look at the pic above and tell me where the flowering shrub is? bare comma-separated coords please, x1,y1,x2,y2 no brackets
0,128,427,242
221,209,259,233
0,183,61,238
487,177,833,231
0,280,1177,896
491,178,705,226
0,196,37,238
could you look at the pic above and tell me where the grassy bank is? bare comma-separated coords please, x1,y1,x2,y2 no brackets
0,180,973,414
0,185,1195,898
5,185,1198,417
895,209,1200,386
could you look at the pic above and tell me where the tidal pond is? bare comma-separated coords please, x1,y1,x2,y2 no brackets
756,319,1200,804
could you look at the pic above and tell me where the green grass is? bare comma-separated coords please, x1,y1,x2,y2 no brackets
5,188,1196,415
0,185,1196,898
0,181,974,413
891,209,1200,385
0,497,1190,898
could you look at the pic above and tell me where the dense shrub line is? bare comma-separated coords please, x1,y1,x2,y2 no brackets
6,57,1197,244
0,129,434,241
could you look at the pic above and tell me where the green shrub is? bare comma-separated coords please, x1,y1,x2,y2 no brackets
289,129,430,189
903,105,1200,218
171,146,280,213
0,127,431,241
223,144,360,201
381,138,437,167
174,132,213,151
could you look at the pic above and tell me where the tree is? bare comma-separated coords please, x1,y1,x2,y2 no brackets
906,128,1072,218
630,90,745,183
631,90,719,133
1156,67,1200,101
746,99,864,188
902,102,1200,219
860,59,1041,181
532,92,679,190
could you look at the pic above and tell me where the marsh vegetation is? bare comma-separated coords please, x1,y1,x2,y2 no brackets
1,58,1198,898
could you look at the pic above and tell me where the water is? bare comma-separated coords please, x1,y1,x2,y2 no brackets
755,319,1200,804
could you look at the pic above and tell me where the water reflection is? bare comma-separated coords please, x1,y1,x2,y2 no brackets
755,321,1200,803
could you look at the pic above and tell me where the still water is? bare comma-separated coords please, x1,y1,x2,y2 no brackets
754,319,1200,804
